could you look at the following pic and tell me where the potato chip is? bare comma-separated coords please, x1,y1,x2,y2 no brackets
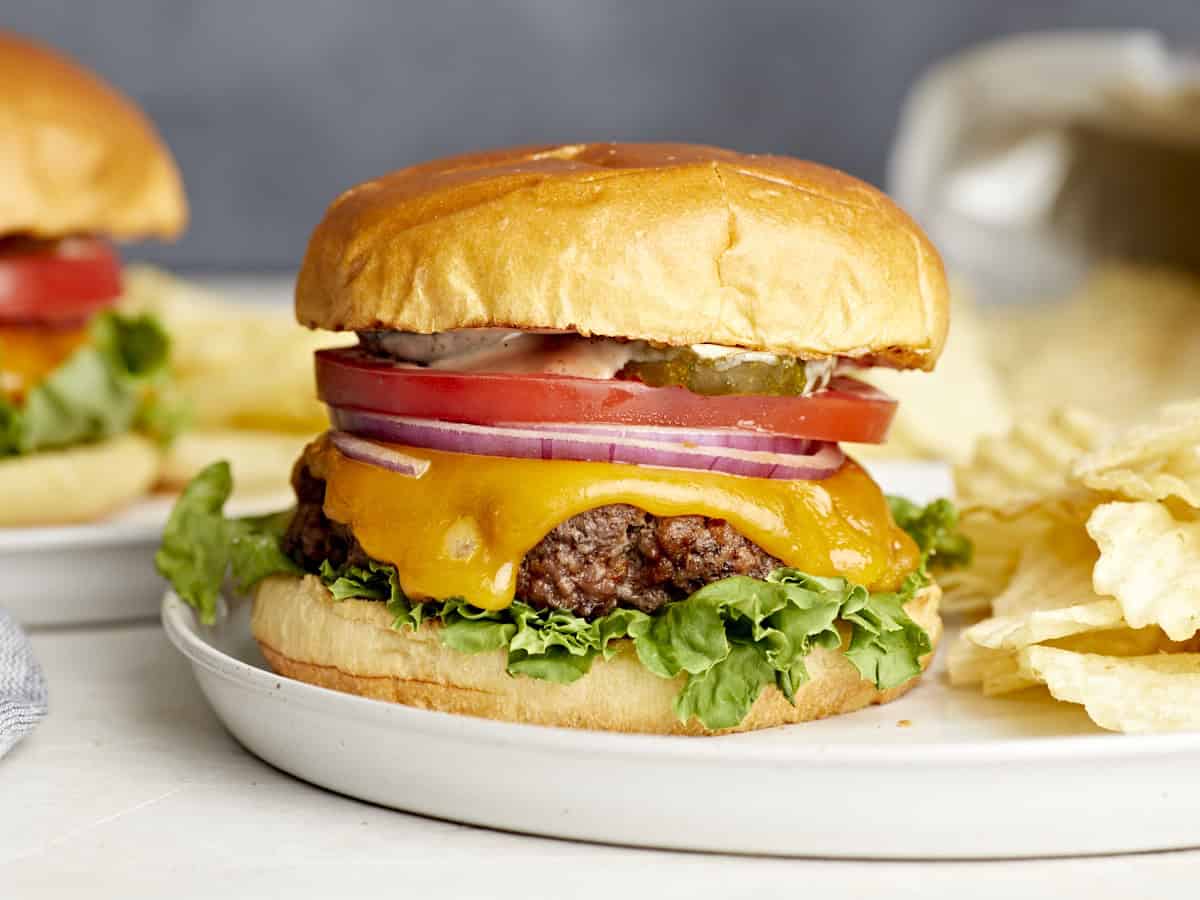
954,408,1109,510
1088,501,1200,641
989,511,1099,616
856,284,1011,464
1053,627,1195,658
1018,646,1200,732
985,266,1200,428
937,511,1023,614
119,266,353,432
946,637,1039,694
946,635,1006,685
964,599,1124,651
939,491,1098,614
947,505,1200,705
949,525,1099,695
938,568,1007,615
949,623,1188,697
1074,401,1200,507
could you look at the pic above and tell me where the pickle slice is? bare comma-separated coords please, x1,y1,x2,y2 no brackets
621,349,817,396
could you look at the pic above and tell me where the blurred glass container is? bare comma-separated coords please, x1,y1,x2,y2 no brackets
888,31,1200,305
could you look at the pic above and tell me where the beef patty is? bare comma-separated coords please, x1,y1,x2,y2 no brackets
284,464,781,619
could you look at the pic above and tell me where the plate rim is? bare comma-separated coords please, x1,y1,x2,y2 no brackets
0,517,163,550
0,490,294,551
162,591,1200,767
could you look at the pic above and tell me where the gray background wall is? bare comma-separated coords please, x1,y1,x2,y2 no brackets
7,1,1198,270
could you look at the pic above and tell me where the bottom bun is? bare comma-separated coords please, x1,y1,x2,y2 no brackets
252,574,942,736
0,434,160,526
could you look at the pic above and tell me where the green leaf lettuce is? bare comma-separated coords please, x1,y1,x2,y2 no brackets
314,559,934,730
0,311,187,456
887,495,973,570
158,466,968,729
155,461,298,624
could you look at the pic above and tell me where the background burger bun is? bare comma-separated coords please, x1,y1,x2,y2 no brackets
0,31,187,240
296,142,949,370
0,434,160,527
252,574,942,735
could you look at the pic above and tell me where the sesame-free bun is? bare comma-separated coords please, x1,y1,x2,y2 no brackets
0,433,159,526
296,143,949,369
251,573,941,735
0,31,187,239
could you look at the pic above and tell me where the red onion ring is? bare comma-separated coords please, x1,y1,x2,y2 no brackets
499,422,819,455
334,405,818,454
328,408,845,480
329,431,431,478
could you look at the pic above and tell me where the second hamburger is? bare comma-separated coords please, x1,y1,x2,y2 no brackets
0,31,187,525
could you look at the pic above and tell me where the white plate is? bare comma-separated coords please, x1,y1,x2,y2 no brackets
4,492,290,627
163,593,1200,859
161,461,1200,859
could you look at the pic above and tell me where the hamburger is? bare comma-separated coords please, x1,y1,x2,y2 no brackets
159,142,968,734
0,31,187,525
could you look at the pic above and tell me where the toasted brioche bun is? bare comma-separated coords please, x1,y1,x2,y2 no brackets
296,143,949,370
0,32,187,239
0,433,159,526
252,574,941,735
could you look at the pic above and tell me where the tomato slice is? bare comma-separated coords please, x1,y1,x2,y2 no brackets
0,237,122,324
315,348,897,443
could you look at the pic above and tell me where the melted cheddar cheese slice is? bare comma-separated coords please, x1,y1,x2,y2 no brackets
0,325,89,401
315,437,919,611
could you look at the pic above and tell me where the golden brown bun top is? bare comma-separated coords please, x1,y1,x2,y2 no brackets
297,142,949,369
0,31,187,240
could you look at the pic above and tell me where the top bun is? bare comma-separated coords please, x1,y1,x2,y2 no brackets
0,31,187,240
297,143,948,369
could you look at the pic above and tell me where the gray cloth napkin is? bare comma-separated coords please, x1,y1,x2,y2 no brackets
0,608,48,757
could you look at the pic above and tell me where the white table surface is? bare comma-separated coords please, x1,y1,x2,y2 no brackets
1,618,1197,899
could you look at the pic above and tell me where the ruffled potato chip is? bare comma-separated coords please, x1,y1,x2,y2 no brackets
945,635,999,686
947,516,1186,699
985,266,1200,428
954,408,1109,511
938,521,1020,616
1055,628,1196,658
118,266,353,433
964,599,1124,651
1089,501,1200,641
948,389,1200,732
946,638,1038,694
990,509,1101,616
950,621,1187,697
938,567,1009,616
1074,401,1200,508
1018,646,1200,733
855,285,1011,464
948,525,1104,695
940,491,1101,615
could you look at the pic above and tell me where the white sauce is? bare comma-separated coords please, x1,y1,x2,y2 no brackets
361,329,837,391
364,329,649,379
